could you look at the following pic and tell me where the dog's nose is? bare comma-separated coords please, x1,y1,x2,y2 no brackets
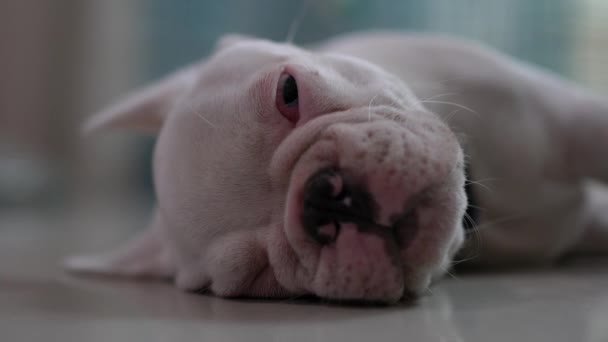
301,168,377,245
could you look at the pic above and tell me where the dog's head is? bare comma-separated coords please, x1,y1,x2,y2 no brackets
72,35,467,303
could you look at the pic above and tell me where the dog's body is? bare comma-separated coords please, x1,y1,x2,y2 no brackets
320,32,608,265
67,32,608,303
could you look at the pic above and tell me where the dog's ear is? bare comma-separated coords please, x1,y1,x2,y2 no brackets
83,64,199,135
214,33,255,51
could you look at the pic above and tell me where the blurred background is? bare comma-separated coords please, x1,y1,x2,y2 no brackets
0,0,607,247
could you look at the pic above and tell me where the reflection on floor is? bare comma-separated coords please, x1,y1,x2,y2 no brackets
2,205,607,342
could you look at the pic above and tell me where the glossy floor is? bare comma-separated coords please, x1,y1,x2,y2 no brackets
2,205,608,342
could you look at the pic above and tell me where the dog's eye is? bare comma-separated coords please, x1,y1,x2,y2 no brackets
281,75,298,104
276,72,300,123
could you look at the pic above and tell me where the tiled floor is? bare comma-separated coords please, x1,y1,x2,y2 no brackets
2,204,608,342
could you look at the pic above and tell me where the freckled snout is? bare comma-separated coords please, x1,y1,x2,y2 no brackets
281,115,465,302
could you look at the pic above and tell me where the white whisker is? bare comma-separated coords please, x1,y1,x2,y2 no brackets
419,100,478,115
196,113,217,128
460,210,484,261
451,254,479,266
463,211,481,235
368,94,380,122
444,108,462,125
456,211,533,266
421,92,459,102
186,103,217,129
466,204,485,211
285,0,313,43
465,178,499,192
445,269,459,280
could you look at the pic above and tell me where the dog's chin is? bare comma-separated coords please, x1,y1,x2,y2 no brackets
311,231,462,303
271,235,450,303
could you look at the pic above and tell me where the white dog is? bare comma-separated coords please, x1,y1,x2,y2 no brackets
67,32,608,303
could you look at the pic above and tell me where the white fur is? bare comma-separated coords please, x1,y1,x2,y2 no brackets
66,32,608,303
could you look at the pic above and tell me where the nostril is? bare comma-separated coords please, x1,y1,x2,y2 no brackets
302,168,345,245
301,168,377,245
304,168,344,201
